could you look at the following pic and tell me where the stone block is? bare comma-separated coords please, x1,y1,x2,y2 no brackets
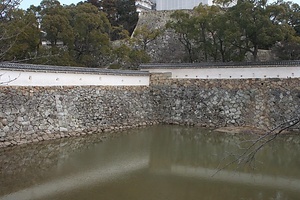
1,118,8,126
60,127,68,132
21,121,30,126
3,126,9,132
0,131,6,137
17,117,24,122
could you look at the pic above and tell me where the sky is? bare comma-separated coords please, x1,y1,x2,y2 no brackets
19,0,300,10
19,0,80,9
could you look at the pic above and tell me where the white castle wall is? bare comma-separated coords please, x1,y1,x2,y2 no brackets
141,66,300,79
0,70,149,86
154,0,211,10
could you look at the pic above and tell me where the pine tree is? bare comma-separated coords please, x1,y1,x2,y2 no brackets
101,0,118,26
101,0,138,40
86,0,101,8
116,0,138,35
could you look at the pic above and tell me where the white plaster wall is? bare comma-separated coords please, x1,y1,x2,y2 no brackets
141,67,300,79
156,0,209,10
0,70,149,86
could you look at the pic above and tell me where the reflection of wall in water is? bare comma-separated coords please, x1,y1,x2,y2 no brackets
148,126,300,178
0,129,151,196
148,126,238,170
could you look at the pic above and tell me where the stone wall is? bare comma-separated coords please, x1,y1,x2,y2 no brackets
150,73,300,130
1,74,299,148
0,86,157,148
135,10,186,63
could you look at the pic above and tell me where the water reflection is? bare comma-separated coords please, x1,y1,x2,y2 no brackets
1,125,300,200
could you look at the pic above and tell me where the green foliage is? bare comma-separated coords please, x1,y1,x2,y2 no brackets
166,0,300,62
40,0,61,11
227,0,284,60
32,47,77,66
6,0,300,66
115,0,138,35
167,10,198,62
133,25,162,50
0,1,24,60
40,2,74,47
273,40,300,60
86,0,101,8
128,49,150,69
69,3,111,67
268,1,300,36
100,0,138,40
193,5,224,61
0,0,22,18
108,63,122,69
0,0,148,68
111,43,150,69
0,7,40,62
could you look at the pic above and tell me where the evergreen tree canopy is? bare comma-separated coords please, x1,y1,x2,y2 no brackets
100,0,138,40
167,0,300,62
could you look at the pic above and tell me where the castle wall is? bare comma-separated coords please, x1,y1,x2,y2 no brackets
0,86,157,148
150,73,300,129
0,63,149,86
1,64,299,148
135,10,187,63
141,65,300,79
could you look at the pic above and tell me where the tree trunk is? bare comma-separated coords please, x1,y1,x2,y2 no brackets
253,45,259,61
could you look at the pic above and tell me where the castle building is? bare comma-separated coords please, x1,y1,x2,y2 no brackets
135,0,214,13
152,0,213,10
135,0,155,13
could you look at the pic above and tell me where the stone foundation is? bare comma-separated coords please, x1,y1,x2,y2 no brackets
1,74,299,148
0,86,157,148
150,73,300,129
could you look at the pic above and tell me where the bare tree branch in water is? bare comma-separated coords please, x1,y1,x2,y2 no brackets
214,117,300,176
214,83,300,176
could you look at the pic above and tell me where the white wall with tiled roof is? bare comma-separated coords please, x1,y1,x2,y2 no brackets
0,63,149,86
140,64,300,79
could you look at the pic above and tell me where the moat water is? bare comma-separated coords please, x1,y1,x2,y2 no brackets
1,125,300,200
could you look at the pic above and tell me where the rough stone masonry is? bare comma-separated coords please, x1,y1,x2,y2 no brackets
0,86,157,148
1,74,300,148
151,73,300,129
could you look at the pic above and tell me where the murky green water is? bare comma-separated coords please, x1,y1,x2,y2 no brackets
1,125,300,200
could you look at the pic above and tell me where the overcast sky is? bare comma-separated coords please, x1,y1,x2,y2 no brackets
19,0,80,9
19,0,300,10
